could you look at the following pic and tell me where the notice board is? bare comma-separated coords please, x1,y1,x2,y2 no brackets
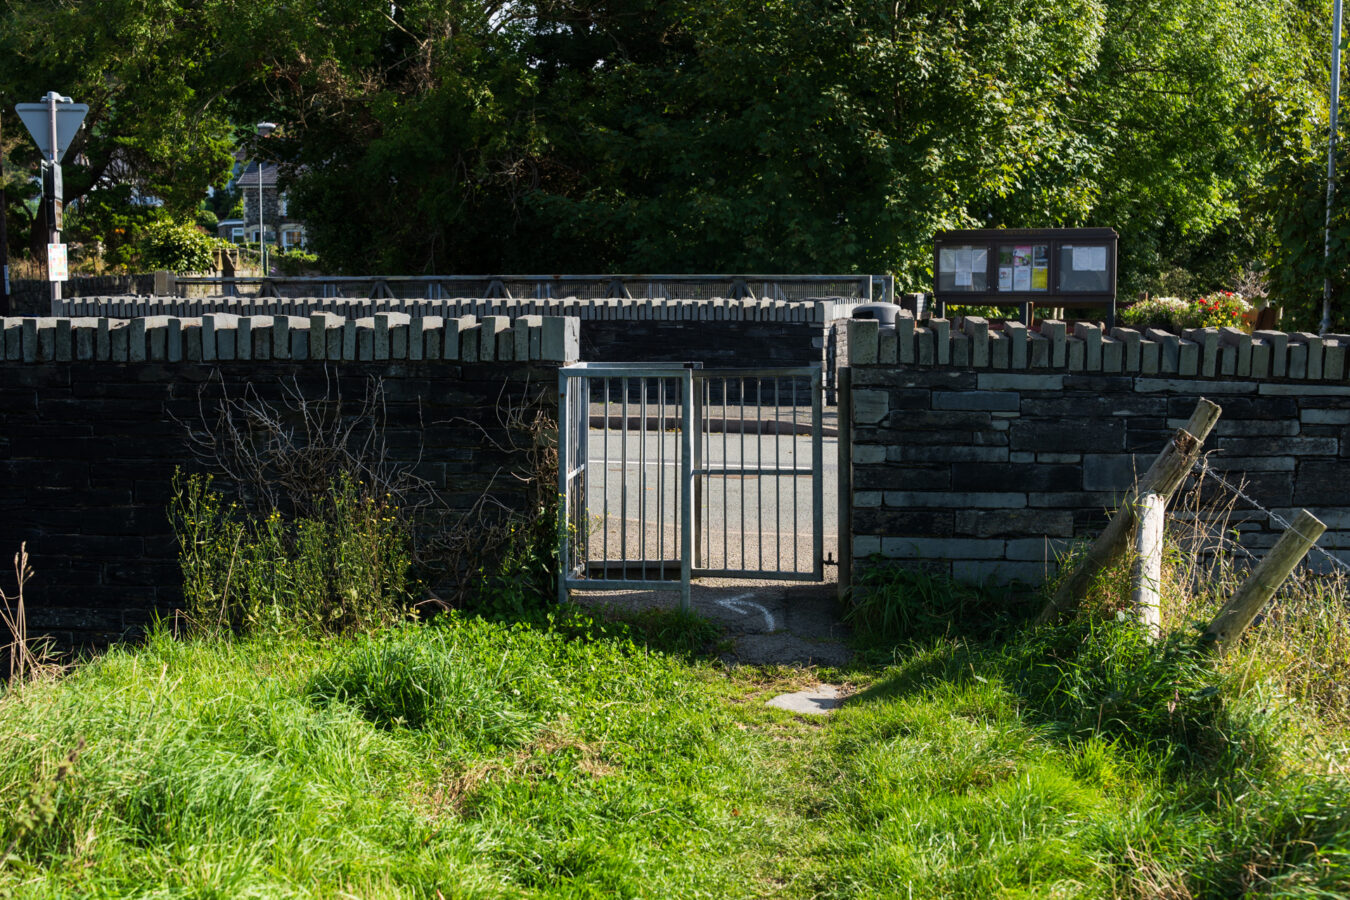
932,227,1119,323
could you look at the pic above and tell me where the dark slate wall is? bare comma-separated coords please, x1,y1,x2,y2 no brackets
848,369,1350,584
0,361,558,647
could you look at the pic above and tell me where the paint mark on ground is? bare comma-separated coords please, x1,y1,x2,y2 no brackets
716,592,776,632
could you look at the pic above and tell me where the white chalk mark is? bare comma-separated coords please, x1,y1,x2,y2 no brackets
716,592,776,632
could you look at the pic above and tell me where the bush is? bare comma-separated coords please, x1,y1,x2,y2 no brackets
138,219,218,273
1120,292,1254,332
169,471,413,637
1120,296,1193,331
272,248,319,276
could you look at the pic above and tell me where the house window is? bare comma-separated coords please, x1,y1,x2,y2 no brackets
230,226,244,243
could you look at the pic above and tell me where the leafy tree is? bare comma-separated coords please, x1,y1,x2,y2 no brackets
0,0,237,256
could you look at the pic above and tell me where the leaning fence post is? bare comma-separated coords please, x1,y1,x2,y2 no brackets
1034,398,1222,626
1131,493,1166,640
1200,509,1326,655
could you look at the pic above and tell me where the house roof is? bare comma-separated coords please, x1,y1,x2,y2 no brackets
236,161,280,189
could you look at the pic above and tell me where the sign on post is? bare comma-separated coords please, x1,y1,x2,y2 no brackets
47,243,68,282
15,92,87,307
15,96,88,162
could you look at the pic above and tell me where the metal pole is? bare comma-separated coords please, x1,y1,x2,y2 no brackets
1324,0,1343,335
0,105,10,317
258,159,265,275
47,92,59,308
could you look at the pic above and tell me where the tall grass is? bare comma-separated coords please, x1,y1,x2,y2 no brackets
170,470,413,636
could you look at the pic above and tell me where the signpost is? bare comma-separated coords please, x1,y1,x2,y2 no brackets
14,92,88,310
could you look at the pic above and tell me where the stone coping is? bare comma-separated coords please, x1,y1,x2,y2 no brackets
846,316,1350,383
0,313,580,364
53,295,866,324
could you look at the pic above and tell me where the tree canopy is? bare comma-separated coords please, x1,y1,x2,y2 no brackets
0,0,1341,325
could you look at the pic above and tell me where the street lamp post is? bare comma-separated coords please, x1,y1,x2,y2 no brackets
255,121,276,274
1324,0,1343,335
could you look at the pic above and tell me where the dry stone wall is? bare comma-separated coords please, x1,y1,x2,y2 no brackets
846,316,1350,585
0,314,579,648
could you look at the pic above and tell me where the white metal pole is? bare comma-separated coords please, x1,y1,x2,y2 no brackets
258,161,265,275
47,92,59,306
1324,0,1343,335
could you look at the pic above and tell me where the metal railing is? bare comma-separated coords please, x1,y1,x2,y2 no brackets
172,273,892,302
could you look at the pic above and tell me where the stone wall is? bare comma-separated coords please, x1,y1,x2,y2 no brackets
55,295,859,390
0,313,579,647
845,316,1350,585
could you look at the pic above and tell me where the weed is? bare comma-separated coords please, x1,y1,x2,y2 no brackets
0,545,60,687
170,470,413,636
845,562,1033,645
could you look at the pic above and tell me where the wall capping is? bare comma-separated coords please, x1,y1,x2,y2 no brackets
846,315,1350,383
0,314,581,364
53,295,866,325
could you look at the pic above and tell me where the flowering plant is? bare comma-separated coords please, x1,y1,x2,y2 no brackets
1190,291,1253,329
1121,292,1254,332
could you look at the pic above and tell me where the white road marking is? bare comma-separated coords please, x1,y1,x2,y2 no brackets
716,592,776,632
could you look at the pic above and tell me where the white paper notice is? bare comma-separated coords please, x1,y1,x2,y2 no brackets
1013,266,1031,291
972,248,987,274
998,267,1013,290
955,270,972,287
940,248,958,273
1073,246,1107,272
955,248,974,274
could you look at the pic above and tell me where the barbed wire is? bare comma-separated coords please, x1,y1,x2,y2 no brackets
1189,458,1350,576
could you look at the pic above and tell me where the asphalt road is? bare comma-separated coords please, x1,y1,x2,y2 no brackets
578,424,838,576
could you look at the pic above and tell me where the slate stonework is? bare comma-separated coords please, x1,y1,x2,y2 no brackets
846,316,1350,586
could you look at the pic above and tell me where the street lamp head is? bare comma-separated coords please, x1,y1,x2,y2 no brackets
256,121,277,137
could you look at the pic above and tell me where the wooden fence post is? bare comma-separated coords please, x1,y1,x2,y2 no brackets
1034,398,1222,626
1131,493,1165,640
1200,509,1326,655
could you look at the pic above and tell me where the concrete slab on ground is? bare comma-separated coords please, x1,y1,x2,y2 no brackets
766,684,845,715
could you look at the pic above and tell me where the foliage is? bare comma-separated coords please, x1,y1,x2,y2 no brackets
135,219,218,274
169,471,413,637
846,563,1032,645
0,0,1338,305
1190,290,1254,329
0,0,237,260
1120,296,1194,331
271,248,319,276
1121,291,1254,332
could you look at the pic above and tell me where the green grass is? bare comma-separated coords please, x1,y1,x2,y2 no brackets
2,607,1349,898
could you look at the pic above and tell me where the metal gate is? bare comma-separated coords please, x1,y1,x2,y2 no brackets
557,363,824,611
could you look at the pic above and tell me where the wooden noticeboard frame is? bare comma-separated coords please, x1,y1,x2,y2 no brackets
932,227,1119,325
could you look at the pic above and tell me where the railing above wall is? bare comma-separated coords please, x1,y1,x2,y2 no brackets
167,273,894,303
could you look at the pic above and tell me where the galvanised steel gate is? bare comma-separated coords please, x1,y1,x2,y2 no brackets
558,363,824,611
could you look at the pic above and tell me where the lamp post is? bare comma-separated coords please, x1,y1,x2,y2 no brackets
255,121,276,274
1324,0,1343,335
